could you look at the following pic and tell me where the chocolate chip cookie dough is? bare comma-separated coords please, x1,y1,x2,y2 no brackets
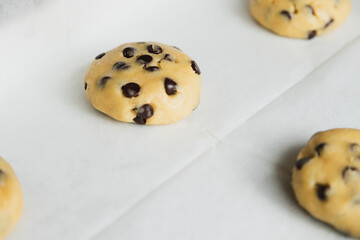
84,42,201,125
250,0,351,39
0,157,23,239
292,129,360,237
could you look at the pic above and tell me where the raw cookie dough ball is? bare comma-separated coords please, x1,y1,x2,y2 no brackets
250,0,351,39
84,42,201,125
0,157,23,239
292,129,360,237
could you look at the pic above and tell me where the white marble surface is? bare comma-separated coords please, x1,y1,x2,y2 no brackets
0,0,359,239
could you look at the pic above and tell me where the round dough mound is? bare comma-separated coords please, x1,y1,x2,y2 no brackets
250,0,351,39
84,42,201,125
292,129,360,237
0,157,23,239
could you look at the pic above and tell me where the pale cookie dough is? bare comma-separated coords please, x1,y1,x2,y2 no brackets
292,129,360,237
0,157,23,239
250,0,351,39
84,42,201,125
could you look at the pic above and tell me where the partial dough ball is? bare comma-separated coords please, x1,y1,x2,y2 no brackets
0,157,23,239
292,129,360,237
84,42,201,125
250,0,351,39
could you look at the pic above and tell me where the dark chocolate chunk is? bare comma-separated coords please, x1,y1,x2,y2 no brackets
84,82,87,90
280,10,292,20
98,76,111,88
133,104,154,124
296,156,313,170
136,55,153,64
342,166,358,178
145,66,160,72
121,83,140,98
123,47,136,58
315,143,327,156
95,53,105,60
147,44,163,54
316,183,330,201
164,78,177,95
324,18,334,29
113,62,130,70
191,60,201,75
306,5,315,15
163,54,174,62
308,30,317,39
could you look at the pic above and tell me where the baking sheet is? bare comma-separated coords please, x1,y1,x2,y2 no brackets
0,0,359,239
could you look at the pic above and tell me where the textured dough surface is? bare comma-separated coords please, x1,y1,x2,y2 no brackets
250,0,351,39
84,42,201,125
292,129,360,237
0,157,23,240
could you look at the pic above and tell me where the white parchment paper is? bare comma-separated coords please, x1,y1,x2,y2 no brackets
0,0,359,239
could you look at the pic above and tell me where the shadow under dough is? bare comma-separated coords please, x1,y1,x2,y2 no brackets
275,143,304,206
236,0,258,27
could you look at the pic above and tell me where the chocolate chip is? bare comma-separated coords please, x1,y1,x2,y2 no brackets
121,83,140,98
308,30,317,39
191,60,201,75
123,47,136,58
98,76,111,88
342,166,358,178
280,10,292,20
145,66,159,72
306,5,315,15
84,82,87,90
133,116,147,125
137,104,154,119
147,44,163,54
113,62,130,70
95,53,105,60
133,104,154,124
324,18,334,29
350,143,359,151
164,78,177,95
316,183,330,201
315,143,327,156
136,55,153,64
163,54,174,62
296,156,313,170
172,46,181,51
